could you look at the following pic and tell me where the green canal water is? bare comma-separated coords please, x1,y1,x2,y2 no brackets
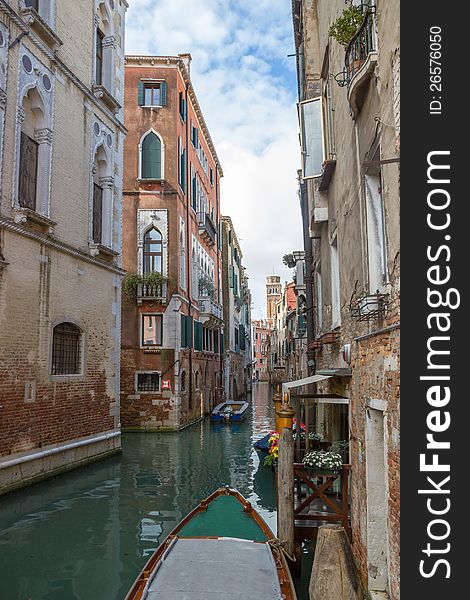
0,383,313,600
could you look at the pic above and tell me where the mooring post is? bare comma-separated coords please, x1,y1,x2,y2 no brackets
273,384,282,432
277,400,295,560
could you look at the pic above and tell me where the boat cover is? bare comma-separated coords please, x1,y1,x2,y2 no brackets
146,538,283,599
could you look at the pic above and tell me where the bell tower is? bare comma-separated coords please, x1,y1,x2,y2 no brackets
266,275,282,326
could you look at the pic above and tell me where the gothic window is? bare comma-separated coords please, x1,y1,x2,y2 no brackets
93,183,103,244
141,132,162,179
19,132,38,210
143,228,162,274
51,323,82,375
95,29,104,86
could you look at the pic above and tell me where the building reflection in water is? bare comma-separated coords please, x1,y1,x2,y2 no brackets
0,383,276,600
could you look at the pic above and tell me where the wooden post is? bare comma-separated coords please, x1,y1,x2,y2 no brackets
273,384,282,432
277,426,295,559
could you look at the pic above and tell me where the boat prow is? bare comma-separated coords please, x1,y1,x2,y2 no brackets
125,487,297,600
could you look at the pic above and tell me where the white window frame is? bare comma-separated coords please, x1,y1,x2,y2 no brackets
135,371,162,394
138,128,165,180
330,238,341,329
141,313,163,348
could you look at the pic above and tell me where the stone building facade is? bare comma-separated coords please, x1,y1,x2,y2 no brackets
252,319,271,382
221,216,252,399
0,0,127,495
121,54,224,430
292,1,400,598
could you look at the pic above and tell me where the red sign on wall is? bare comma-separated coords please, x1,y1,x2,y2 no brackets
162,380,171,391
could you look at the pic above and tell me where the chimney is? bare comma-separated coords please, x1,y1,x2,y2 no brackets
178,53,192,76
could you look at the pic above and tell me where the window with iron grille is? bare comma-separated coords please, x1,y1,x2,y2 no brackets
19,132,38,211
51,323,82,375
136,372,161,392
93,183,103,244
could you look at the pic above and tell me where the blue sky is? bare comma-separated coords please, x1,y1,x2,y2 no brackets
125,0,303,318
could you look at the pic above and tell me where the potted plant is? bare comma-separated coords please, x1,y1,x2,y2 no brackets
198,273,216,299
263,432,279,469
303,450,343,474
328,5,365,47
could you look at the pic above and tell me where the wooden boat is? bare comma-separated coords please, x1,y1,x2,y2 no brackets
125,486,297,600
211,400,249,422
254,432,271,454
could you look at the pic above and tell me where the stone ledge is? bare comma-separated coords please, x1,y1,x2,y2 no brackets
20,7,63,50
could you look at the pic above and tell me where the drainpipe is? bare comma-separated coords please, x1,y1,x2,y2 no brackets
184,80,193,416
216,166,223,403
298,170,316,375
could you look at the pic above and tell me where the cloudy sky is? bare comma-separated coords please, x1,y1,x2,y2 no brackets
125,0,303,319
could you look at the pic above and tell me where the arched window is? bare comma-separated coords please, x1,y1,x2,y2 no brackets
51,323,82,375
141,132,162,179
143,227,162,274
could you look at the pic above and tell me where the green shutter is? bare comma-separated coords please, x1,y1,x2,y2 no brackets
142,132,161,179
194,127,199,148
194,321,202,351
220,332,224,354
161,82,167,106
228,266,234,288
138,81,144,106
182,149,187,193
186,315,193,348
239,325,246,351
181,314,187,347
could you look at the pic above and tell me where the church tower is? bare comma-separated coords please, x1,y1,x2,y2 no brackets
266,275,282,326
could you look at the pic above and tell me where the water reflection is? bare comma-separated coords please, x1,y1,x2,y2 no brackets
0,382,277,600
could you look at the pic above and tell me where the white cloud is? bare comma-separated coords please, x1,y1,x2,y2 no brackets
125,0,303,318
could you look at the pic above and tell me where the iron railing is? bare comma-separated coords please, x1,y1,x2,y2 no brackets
345,8,375,83
198,212,216,245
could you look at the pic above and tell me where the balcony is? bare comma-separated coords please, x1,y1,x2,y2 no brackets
137,282,167,305
198,296,223,328
345,8,377,117
198,212,216,246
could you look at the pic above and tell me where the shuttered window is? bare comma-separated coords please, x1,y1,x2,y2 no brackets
179,91,187,122
181,314,193,348
92,184,103,244
19,132,38,211
141,132,162,179
138,81,167,107
194,321,203,351
179,140,187,193
239,325,246,351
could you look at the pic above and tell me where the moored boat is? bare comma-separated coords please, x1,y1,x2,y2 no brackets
211,400,249,422
125,486,297,600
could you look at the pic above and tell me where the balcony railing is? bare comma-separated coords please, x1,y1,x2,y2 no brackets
199,296,223,321
137,282,167,305
345,8,376,83
198,212,216,246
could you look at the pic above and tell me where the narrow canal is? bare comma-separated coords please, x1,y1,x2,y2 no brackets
0,383,312,600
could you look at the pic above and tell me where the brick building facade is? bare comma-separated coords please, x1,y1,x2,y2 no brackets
292,0,400,597
0,0,127,495
221,216,252,400
121,54,224,430
252,319,271,382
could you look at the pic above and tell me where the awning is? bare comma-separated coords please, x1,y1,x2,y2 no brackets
315,368,352,377
282,374,331,393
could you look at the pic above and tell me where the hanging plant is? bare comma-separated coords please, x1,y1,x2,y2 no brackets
328,5,365,47
144,271,166,288
123,273,143,300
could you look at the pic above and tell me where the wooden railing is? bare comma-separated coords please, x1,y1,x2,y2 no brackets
293,463,351,539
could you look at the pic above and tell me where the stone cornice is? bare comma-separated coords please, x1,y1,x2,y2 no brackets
0,0,127,135
0,216,125,275
126,55,223,177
